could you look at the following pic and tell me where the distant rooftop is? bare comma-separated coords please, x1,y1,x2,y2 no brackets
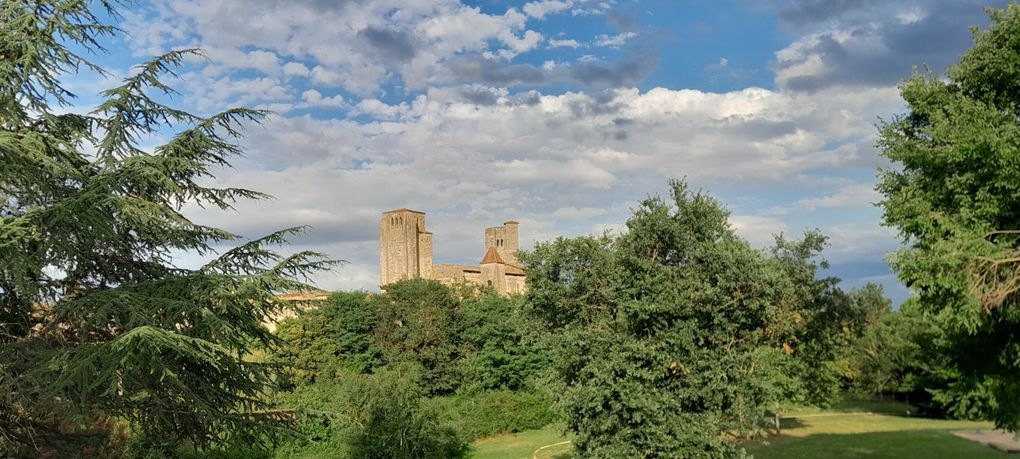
480,246,505,265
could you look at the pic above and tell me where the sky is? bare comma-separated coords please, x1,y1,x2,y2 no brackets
66,0,1008,304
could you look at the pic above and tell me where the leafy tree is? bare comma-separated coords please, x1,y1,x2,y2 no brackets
459,294,552,392
849,300,925,399
272,292,382,385
274,372,469,459
343,373,469,459
0,1,336,455
877,3,1020,432
372,279,468,395
793,282,894,406
521,180,810,457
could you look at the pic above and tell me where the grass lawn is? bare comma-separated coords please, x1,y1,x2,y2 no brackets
747,408,1001,459
471,424,571,459
470,401,1005,459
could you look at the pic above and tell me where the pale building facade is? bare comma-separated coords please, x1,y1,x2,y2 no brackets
379,209,526,295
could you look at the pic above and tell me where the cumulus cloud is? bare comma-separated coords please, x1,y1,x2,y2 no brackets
773,0,1003,92
523,0,573,19
174,82,904,291
126,0,653,96
282,61,311,77
448,56,548,86
594,31,636,47
548,38,583,49
109,0,937,300
358,26,419,63
570,53,659,87
787,182,882,212
730,215,789,248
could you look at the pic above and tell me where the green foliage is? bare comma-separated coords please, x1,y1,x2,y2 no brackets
272,292,381,385
877,2,1020,432
849,300,925,398
459,294,552,392
521,179,815,457
432,390,559,440
372,279,467,395
274,279,554,396
274,372,469,459
268,281,559,452
794,283,895,407
0,1,338,455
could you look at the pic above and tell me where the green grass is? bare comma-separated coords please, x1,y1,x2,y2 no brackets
471,423,571,459
747,429,1005,459
746,406,1002,459
470,400,1005,459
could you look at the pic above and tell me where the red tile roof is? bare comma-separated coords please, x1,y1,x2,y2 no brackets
480,246,505,264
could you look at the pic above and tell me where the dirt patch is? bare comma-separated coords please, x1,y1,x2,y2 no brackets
953,429,1020,454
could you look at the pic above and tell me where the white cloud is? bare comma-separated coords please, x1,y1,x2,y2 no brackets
300,89,345,108
772,1,991,92
822,222,899,265
283,61,310,77
523,0,573,19
548,38,583,49
354,98,414,120
730,215,789,248
107,0,917,296
171,82,903,291
768,182,883,214
128,0,553,95
594,31,636,47
551,206,606,219
310,65,344,86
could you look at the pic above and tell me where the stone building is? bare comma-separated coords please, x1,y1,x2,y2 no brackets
379,208,526,295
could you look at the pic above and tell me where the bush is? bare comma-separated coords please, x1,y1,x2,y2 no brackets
274,371,468,458
271,292,381,386
433,390,560,440
459,295,553,392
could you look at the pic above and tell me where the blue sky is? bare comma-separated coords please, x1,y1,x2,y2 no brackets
67,0,1008,304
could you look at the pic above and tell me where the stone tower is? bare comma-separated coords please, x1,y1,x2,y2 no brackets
379,208,432,286
484,221,520,265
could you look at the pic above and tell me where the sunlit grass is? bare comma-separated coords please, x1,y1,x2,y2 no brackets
748,401,999,459
471,423,571,459
470,400,1004,459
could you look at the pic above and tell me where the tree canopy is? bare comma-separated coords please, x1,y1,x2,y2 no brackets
0,0,337,455
521,179,823,457
877,2,1020,432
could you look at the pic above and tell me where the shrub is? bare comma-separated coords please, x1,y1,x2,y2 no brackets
272,292,382,386
274,371,468,458
433,390,560,440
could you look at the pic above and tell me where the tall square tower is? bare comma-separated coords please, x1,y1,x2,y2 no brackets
379,209,432,286
484,221,520,265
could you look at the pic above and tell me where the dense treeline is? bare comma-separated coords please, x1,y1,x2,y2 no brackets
246,180,934,458
263,282,557,457
255,179,960,457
